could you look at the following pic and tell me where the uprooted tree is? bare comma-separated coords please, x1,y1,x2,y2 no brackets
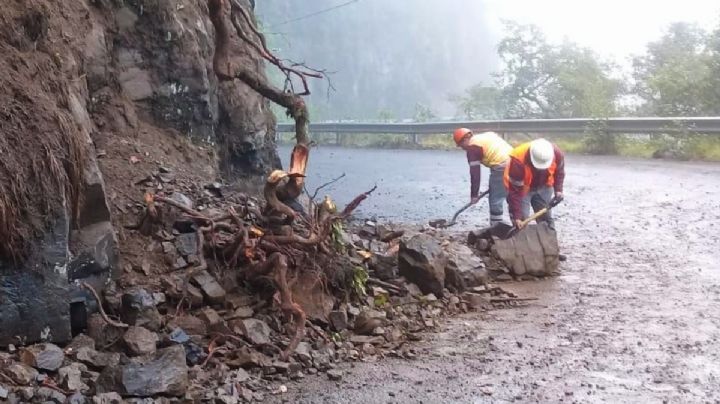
135,0,373,360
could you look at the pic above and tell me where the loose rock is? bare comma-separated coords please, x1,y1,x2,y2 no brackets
68,392,87,404
120,288,162,331
229,346,270,369
175,232,198,256
491,223,560,276
20,343,65,371
97,345,188,397
398,234,448,296
327,369,343,381
92,392,123,404
228,306,254,319
16,387,34,401
123,326,159,356
167,328,190,344
59,363,90,392
5,363,38,385
350,335,385,345
198,307,224,328
354,309,386,335
369,253,398,281
295,342,313,363
35,386,67,403
168,192,193,209
192,270,227,305
329,310,349,331
168,314,207,336
76,347,120,369
67,334,96,352
240,318,272,345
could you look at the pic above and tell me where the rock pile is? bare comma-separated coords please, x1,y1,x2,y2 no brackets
0,188,514,403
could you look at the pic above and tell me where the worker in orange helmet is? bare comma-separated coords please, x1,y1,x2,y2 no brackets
503,138,565,230
453,128,513,225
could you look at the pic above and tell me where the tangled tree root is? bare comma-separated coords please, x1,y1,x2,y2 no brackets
140,176,375,358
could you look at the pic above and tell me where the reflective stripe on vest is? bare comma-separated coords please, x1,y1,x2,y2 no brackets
467,132,512,167
503,142,557,194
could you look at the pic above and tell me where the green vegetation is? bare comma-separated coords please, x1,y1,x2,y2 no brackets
440,20,720,161
452,21,720,121
632,23,720,116
491,22,623,119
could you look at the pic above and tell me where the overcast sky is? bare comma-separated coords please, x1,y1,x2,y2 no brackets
482,0,719,62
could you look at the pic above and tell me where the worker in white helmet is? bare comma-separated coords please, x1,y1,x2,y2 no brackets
503,138,565,230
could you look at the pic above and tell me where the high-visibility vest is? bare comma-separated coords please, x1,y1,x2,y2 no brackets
503,142,557,194
467,132,512,167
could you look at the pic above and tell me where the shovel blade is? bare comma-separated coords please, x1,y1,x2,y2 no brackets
428,219,449,228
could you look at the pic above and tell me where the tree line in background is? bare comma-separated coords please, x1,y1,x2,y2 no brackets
452,21,720,120
266,8,720,159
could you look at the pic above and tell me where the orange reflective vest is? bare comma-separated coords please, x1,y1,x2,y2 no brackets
503,142,557,194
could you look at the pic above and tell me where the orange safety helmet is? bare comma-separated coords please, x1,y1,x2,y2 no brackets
453,128,473,145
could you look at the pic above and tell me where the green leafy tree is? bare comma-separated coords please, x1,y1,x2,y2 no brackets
412,103,436,122
376,109,396,122
450,84,506,119
632,22,720,116
494,22,554,117
494,22,622,119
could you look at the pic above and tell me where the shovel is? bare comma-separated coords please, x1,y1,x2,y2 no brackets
500,196,563,239
429,189,489,228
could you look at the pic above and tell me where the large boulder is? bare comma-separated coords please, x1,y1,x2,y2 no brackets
398,234,448,297
492,223,560,276
444,243,489,291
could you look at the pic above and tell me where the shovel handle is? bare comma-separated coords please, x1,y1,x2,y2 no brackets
504,209,548,239
448,189,490,225
515,196,563,230
519,207,549,228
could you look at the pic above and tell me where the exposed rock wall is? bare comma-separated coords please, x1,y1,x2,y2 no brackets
0,0,278,345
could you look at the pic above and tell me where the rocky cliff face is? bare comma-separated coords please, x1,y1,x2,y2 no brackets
0,0,278,345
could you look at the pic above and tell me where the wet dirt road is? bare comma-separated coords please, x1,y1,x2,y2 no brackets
278,146,720,403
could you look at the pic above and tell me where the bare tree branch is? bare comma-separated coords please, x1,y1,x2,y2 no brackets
310,173,346,200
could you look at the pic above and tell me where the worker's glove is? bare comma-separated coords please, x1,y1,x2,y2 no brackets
554,191,564,203
514,219,525,230
470,196,480,205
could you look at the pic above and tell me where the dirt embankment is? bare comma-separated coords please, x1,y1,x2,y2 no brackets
0,0,279,263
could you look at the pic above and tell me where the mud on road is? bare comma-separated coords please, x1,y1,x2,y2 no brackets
276,147,720,403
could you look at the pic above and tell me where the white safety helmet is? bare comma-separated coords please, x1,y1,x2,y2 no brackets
529,139,554,169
